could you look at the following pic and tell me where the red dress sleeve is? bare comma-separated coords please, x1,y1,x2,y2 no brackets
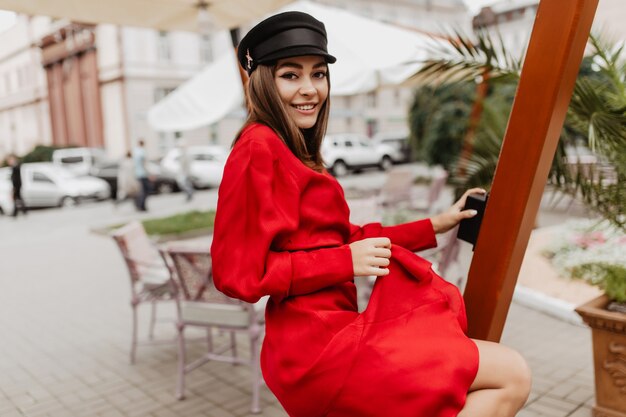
348,219,438,252
211,134,354,303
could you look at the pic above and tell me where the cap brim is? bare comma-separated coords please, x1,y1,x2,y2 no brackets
258,46,336,65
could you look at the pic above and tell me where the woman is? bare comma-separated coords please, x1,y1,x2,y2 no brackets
211,11,531,417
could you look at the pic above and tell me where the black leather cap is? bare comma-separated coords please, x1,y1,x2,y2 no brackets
238,11,336,75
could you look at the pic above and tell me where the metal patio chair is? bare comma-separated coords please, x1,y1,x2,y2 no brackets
161,246,266,414
111,221,176,364
378,166,416,209
378,166,449,215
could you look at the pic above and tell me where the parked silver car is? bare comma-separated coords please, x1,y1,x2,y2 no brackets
0,163,110,209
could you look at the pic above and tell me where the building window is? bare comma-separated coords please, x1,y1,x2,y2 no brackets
199,34,213,64
157,31,171,61
4,72,10,94
366,119,378,137
367,91,377,108
394,88,402,106
154,87,175,103
210,124,218,144
154,87,176,152
16,67,23,88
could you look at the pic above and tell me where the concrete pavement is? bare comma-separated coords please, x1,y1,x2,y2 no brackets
0,176,597,416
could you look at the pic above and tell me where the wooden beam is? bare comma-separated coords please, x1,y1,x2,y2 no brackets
463,0,599,342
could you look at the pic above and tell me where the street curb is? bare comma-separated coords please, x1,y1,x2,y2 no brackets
513,285,585,326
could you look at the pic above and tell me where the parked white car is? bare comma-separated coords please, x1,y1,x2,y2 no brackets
52,147,109,176
0,163,110,208
322,133,395,176
160,145,228,189
0,169,14,215
372,130,410,163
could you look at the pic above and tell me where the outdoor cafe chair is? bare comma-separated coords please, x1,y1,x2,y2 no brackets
160,246,266,414
111,221,176,364
378,166,449,215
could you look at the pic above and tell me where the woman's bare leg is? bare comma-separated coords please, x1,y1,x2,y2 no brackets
458,339,531,417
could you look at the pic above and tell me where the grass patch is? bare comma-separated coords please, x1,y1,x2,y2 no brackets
141,210,216,236
99,210,216,240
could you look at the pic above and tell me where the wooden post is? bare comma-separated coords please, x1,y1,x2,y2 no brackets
463,0,600,342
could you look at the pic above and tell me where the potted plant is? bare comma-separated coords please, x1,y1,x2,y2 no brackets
574,258,626,417
540,219,626,415
575,275,625,417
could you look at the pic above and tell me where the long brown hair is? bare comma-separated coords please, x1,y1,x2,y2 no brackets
234,63,330,172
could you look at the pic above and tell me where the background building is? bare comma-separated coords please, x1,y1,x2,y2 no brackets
0,15,231,160
7,0,622,161
316,0,471,137
0,0,475,161
473,0,626,61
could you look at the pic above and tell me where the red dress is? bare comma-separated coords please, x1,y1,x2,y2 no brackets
211,124,479,417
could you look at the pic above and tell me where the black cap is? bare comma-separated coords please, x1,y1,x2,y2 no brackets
237,11,336,75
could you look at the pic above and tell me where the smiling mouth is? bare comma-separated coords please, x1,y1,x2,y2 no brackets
292,104,316,111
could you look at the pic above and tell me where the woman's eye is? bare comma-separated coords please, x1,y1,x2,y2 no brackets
280,73,297,80
314,71,327,79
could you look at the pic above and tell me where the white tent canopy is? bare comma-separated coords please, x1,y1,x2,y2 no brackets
148,52,243,132
148,1,435,132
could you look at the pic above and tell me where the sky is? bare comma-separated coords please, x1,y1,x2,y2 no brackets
0,1,499,32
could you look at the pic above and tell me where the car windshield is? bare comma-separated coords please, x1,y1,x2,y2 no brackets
59,156,85,164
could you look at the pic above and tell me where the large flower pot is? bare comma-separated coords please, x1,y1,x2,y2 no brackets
576,295,626,417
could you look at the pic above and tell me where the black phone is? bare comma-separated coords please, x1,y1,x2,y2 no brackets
457,192,489,249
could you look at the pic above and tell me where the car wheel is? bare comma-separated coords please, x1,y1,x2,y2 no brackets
332,160,349,177
379,156,393,171
59,196,79,208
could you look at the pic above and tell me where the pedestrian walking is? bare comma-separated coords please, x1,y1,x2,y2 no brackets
211,11,531,417
132,140,151,212
175,138,194,202
116,151,140,205
7,154,27,218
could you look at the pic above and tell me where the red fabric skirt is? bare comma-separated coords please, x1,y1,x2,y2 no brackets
266,246,479,417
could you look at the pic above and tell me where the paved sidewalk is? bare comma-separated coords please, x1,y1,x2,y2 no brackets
0,187,597,417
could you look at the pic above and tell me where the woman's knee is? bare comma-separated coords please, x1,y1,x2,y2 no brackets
471,340,531,402
506,349,532,406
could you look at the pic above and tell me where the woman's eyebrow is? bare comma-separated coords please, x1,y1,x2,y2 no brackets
276,61,327,70
277,62,302,69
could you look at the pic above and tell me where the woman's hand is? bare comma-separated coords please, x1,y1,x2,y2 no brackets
349,237,392,277
431,188,487,234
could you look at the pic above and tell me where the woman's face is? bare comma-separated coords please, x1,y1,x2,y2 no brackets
274,55,329,129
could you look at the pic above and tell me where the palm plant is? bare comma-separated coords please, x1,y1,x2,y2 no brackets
412,30,625,231
408,82,474,170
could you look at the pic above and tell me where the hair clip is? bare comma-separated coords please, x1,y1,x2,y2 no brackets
246,49,253,70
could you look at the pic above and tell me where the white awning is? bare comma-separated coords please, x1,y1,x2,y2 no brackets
147,51,244,132
148,1,435,131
